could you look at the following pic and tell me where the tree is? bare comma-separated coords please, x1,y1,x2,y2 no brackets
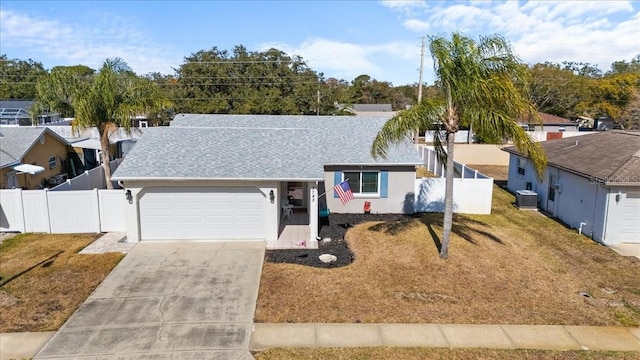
32,65,95,119
615,88,640,129
174,46,320,115
0,55,47,99
371,33,546,259
35,58,172,188
528,62,589,118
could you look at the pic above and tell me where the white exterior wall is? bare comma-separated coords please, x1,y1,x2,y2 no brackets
551,170,606,241
506,155,541,195
507,153,640,245
309,183,318,240
121,180,279,243
324,168,416,214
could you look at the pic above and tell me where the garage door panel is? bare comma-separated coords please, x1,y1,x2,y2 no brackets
140,187,266,240
621,196,640,243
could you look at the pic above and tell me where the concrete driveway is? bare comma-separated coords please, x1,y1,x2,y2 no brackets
35,241,265,359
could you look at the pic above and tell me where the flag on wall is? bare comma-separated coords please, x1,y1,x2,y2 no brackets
334,180,354,205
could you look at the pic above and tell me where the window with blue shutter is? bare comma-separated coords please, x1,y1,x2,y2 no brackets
380,171,388,198
333,171,342,198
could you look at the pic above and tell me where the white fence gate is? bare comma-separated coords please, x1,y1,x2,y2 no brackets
415,147,494,214
0,189,126,233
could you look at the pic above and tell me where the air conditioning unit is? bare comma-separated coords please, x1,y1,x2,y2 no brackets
516,190,538,209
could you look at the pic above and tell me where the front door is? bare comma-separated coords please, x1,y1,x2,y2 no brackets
546,174,556,214
6,171,17,188
286,182,307,210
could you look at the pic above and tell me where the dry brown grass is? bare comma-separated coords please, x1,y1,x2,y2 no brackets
254,348,640,360
255,185,640,325
0,233,123,332
468,165,509,181
416,166,437,178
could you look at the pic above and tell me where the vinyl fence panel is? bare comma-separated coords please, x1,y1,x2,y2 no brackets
22,190,51,233
0,189,24,232
47,190,101,233
414,178,493,214
417,146,493,214
98,190,126,232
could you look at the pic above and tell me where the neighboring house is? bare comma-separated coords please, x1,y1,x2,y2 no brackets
335,103,396,116
504,131,640,245
111,114,421,243
41,125,142,169
519,112,579,133
0,100,33,126
0,99,61,126
0,127,80,189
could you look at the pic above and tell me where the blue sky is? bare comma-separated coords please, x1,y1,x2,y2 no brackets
1,1,639,86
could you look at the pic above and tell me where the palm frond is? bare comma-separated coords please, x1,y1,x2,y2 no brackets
371,98,446,159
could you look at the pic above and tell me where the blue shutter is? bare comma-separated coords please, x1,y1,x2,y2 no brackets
380,171,388,198
333,171,342,198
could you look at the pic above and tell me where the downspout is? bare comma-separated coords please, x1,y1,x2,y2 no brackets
600,186,610,244
590,184,598,239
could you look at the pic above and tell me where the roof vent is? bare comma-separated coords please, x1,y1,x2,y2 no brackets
575,140,579,146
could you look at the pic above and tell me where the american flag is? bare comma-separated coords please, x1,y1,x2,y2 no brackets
334,180,355,205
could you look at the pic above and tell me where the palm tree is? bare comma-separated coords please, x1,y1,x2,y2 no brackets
35,58,172,189
371,33,547,259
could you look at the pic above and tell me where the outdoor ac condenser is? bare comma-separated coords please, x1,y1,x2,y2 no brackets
515,190,538,209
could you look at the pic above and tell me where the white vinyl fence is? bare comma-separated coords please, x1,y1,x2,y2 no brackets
51,158,123,191
415,147,494,214
0,189,126,233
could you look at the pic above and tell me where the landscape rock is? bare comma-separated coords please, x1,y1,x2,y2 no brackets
319,254,338,263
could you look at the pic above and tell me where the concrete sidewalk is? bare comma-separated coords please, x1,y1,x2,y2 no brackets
2,324,639,359
0,332,55,360
251,323,640,352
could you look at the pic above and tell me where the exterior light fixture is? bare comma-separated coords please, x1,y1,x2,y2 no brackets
126,189,133,204
269,190,275,203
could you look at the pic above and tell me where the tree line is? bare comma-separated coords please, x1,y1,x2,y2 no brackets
0,49,638,128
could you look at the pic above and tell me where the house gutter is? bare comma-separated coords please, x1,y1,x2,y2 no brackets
1,160,22,169
323,162,423,166
112,176,325,182
503,148,640,187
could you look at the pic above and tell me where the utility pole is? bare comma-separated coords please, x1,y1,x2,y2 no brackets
416,36,426,144
317,89,320,116
418,36,425,103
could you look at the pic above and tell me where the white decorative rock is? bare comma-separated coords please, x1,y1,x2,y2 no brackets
319,254,338,263
321,237,332,243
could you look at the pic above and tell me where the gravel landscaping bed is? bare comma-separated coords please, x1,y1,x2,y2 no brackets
265,213,412,268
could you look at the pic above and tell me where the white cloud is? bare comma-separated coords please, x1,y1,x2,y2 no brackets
259,38,417,82
380,0,426,14
403,18,430,32
383,0,640,72
0,9,180,75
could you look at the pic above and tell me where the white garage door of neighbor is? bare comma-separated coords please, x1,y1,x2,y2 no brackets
139,187,266,240
621,192,640,243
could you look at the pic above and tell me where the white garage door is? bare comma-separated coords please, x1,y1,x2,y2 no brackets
621,192,640,243
139,187,266,240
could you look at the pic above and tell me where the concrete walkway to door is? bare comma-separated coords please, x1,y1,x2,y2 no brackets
35,241,265,360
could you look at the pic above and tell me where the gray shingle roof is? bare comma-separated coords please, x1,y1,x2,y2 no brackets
504,131,640,185
0,126,70,168
0,99,34,111
112,115,421,181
